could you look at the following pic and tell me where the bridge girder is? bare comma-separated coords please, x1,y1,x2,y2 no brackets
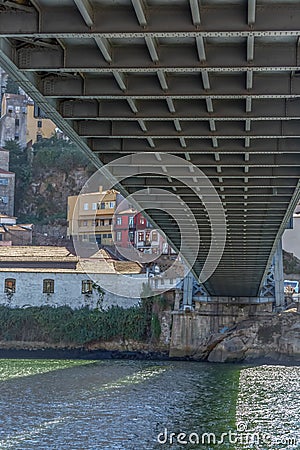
1,0,300,297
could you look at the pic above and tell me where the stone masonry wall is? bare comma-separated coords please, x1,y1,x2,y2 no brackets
169,301,273,359
0,271,140,310
169,302,300,362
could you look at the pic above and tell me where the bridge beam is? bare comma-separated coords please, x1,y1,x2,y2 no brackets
181,240,284,308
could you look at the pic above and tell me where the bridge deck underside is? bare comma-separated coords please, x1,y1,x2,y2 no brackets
1,0,300,296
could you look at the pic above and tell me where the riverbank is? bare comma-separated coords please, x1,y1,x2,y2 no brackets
0,304,299,364
0,347,170,361
0,333,299,365
0,338,170,360
0,346,299,365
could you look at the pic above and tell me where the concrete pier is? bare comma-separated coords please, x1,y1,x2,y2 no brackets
169,301,273,359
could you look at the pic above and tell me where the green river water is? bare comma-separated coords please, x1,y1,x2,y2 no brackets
0,359,298,449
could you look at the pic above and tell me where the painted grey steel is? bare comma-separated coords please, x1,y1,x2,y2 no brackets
182,272,194,306
0,0,300,298
274,239,285,309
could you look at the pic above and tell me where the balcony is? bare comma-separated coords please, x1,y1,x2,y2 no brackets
94,225,112,232
78,224,112,233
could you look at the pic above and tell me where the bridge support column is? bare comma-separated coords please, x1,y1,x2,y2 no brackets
260,238,285,310
182,272,194,307
274,239,285,309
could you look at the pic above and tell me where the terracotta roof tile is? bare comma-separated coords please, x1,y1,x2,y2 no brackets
0,246,77,262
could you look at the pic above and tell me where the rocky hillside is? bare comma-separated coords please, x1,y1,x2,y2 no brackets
5,137,95,242
21,167,90,224
283,249,300,274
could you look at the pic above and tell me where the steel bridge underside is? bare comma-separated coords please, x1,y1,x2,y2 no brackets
1,0,300,297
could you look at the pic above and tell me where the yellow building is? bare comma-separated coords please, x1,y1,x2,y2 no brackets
26,103,57,143
67,187,118,246
1,94,57,147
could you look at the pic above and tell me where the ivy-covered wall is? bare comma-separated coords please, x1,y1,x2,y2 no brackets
0,292,170,346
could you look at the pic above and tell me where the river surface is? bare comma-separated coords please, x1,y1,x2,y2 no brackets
0,359,298,449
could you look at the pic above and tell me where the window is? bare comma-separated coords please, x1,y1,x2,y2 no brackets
83,203,89,211
92,202,97,210
152,231,158,242
138,231,144,242
145,231,151,245
36,133,42,141
15,118,19,126
0,178,8,186
116,231,122,241
34,104,47,118
43,279,54,294
107,233,112,238
140,217,145,225
129,216,134,227
82,220,88,227
100,202,105,209
82,280,93,294
5,278,15,293
37,120,42,128
116,217,122,225
109,201,115,208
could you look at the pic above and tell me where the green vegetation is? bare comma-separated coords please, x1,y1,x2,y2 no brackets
4,140,32,214
31,136,93,174
151,313,162,341
4,136,95,224
0,301,163,345
5,140,30,177
4,75,19,94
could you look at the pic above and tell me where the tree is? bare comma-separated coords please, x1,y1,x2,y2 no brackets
4,76,19,95
4,140,31,214
4,140,28,172
32,136,92,173
4,136,96,224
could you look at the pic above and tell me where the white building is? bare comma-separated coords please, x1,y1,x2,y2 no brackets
0,246,143,309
